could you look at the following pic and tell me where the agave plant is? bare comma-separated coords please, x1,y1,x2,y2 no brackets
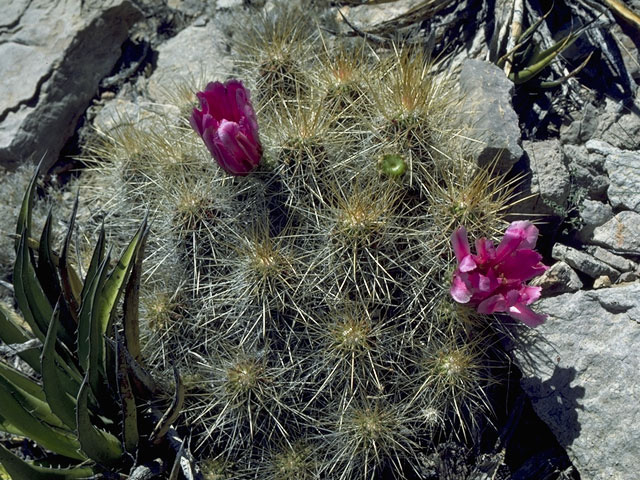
0,167,195,479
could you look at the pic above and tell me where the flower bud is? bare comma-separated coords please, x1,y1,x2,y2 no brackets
190,80,263,176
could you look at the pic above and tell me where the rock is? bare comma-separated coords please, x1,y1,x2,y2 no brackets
93,98,181,134
519,139,570,215
337,0,425,29
551,244,620,280
530,261,583,295
559,102,600,145
514,283,640,480
146,19,233,102
591,211,640,254
586,140,640,213
0,0,141,170
562,145,609,200
576,199,613,242
459,59,523,171
594,101,640,151
616,271,638,284
586,246,638,273
593,275,612,289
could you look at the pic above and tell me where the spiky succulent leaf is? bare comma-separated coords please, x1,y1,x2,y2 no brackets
96,217,148,338
150,366,184,444
42,303,78,429
0,304,40,373
76,375,124,465
0,376,84,460
0,443,93,480
123,219,148,363
116,335,139,453
36,210,61,306
0,362,45,402
59,196,82,321
14,231,48,341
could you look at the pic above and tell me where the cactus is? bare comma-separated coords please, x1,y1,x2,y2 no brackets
75,2,532,478
0,167,195,479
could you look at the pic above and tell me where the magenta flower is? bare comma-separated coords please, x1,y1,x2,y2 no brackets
190,79,263,176
450,221,549,327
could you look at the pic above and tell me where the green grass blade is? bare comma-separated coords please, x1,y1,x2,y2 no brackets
76,375,124,465
0,443,93,480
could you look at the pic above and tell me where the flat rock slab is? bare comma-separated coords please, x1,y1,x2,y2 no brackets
586,139,640,213
146,19,232,102
592,211,640,254
514,283,640,480
0,0,141,170
459,59,523,171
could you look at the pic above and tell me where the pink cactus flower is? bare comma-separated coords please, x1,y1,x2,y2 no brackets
450,221,549,327
190,79,263,176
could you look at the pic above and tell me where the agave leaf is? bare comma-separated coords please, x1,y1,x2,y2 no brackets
42,303,78,429
109,337,157,399
0,443,93,480
77,227,107,373
0,413,22,436
14,230,48,341
14,163,38,250
59,196,81,322
115,335,138,453
526,30,581,68
76,375,124,465
0,304,41,372
123,218,148,363
36,210,61,305
0,376,84,460
0,361,45,402
85,253,112,394
96,218,148,338
150,366,185,444
539,51,594,88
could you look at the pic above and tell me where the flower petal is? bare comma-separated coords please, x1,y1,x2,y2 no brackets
459,255,477,272
451,227,471,264
508,303,546,327
477,293,507,314
450,274,473,303
495,221,539,262
498,249,548,282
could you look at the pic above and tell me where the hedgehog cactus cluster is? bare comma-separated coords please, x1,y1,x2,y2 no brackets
76,3,545,478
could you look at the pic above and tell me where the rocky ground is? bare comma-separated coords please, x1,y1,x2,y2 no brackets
1,0,639,479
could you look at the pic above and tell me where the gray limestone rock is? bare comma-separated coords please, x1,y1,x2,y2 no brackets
146,19,233,102
530,261,583,295
551,243,620,280
0,0,141,170
459,59,523,171
562,144,609,201
586,245,638,273
593,102,640,151
520,139,570,216
560,102,600,145
586,140,640,213
591,211,640,254
576,199,613,242
514,283,640,480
